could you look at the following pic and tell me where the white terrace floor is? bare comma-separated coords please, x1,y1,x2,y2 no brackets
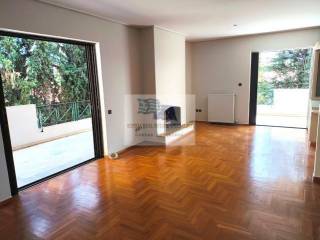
256,105,308,128
13,131,94,187
256,114,307,128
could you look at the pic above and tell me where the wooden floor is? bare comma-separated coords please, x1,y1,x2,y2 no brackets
1,122,320,239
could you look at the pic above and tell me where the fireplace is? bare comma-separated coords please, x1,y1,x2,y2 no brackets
164,106,181,131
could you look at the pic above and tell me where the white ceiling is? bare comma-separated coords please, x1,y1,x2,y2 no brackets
40,0,320,41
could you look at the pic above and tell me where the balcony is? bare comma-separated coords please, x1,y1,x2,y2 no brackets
6,101,94,187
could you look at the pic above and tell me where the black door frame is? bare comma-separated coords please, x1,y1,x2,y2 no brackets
0,30,104,195
249,50,309,129
249,52,259,125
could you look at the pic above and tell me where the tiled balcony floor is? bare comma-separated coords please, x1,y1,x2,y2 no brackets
13,131,94,187
256,114,307,128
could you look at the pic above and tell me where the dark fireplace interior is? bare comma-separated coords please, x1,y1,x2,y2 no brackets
165,106,181,131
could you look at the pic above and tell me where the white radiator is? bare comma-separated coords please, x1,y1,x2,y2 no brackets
208,93,235,123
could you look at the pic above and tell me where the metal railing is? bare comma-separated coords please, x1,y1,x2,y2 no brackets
37,100,91,128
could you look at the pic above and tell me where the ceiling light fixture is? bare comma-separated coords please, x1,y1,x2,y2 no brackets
233,24,238,27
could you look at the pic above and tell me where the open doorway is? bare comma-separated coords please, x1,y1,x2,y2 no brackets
0,31,103,191
251,48,312,128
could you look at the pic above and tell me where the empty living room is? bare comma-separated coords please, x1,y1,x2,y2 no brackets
1,0,320,239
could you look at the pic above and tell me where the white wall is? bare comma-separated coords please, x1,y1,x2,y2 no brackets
189,28,320,123
6,105,39,149
273,89,309,114
137,27,158,139
140,27,156,95
154,27,187,134
137,27,188,137
186,43,195,123
0,0,143,200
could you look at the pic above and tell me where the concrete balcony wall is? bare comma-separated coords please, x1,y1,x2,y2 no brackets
6,104,92,150
257,89,309,116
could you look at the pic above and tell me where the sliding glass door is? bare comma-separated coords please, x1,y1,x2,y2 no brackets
0,32,103,190
256,49,312,128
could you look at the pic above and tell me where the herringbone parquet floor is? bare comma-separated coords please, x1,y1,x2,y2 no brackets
1,122,320,239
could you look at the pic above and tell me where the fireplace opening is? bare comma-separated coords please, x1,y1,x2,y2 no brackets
165,106,181,131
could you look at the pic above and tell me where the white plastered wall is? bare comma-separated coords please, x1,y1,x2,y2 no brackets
189,28,320,123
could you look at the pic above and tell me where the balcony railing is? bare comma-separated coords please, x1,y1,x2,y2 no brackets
37,100,91,129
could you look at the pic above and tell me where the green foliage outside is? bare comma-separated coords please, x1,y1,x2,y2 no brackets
0,36,89,107
257,80,274,105
257,48,312,105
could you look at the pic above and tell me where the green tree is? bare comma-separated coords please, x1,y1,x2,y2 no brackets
0,37,35,105
257,81,274,105
269,49,312,89
57,43,89,103
0,36,89,106
257,65,274,105
26,40,60,105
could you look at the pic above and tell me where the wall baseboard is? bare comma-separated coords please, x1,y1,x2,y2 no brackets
310,142,316,147
313,176,320,184
208,122,236,125
107,144,142,159
0,196,13,206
